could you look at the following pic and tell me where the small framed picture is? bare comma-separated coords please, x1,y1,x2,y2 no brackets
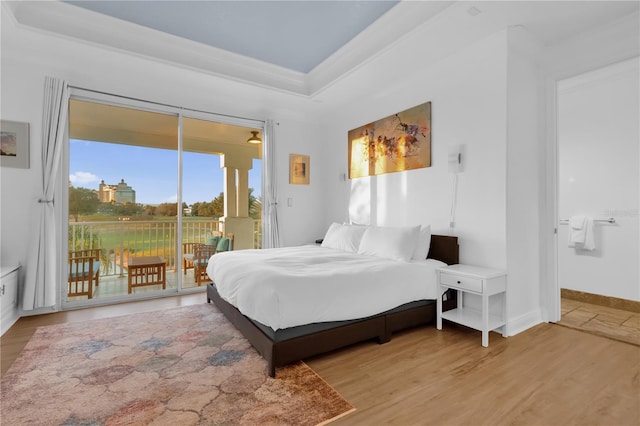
1,120,30,169
289,154,310,185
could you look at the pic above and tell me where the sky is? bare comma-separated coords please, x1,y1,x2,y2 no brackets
69,140,262,205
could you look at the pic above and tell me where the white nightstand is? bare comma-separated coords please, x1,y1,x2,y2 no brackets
436,264,507,347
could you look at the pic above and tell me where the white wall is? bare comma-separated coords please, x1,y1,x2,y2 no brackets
505,27,544,333
322,30,509,263
320,28,521,325
320,24,553,333
0,14,327,299
557,58,639,301
273,120,328,246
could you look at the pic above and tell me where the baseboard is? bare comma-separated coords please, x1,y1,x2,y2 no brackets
506,309,543,337
561,289,640,313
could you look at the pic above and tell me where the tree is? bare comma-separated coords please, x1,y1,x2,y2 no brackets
188,188,260,219
190,202,200,216
249,197,262,219
195,202,214,217
114,202,144,217
97,202,115,215
211,192,224,218
156,202,177,216
143,204,157,216
248,188,261,219
68,185,99,222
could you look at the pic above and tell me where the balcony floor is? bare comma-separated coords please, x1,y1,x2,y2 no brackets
67,268,207,303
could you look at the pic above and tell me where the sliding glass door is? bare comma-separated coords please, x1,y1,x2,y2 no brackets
67,99,180,304
64,94,262,308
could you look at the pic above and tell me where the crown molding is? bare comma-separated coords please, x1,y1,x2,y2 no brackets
307,1,454,96
5,0,453,97
6,0,308,95
557,55,639,93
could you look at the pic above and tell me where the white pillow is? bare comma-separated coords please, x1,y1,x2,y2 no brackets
358,225,420,262
412,225,432,260
321,223,367,253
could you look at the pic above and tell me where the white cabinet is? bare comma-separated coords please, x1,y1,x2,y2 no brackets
1,264,20,335
436,264,507,347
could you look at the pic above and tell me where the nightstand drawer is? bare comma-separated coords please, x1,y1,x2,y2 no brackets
440,272,483,293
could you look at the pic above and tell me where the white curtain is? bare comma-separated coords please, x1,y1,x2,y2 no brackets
262,119,280,248
23,77,70,311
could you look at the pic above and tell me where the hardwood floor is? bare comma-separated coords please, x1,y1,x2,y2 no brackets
307,322,640,425
3,295,639,425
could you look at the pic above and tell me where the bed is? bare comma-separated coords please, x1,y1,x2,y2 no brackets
206,228,459,377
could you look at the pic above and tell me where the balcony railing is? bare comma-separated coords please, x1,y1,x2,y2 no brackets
69,219,261,277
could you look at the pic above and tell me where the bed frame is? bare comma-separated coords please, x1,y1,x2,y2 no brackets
207,234,459,377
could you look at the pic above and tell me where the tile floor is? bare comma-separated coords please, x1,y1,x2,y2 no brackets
559,298,640,346
67,270,204,303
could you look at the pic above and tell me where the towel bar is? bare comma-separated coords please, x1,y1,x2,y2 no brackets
559,217,616,224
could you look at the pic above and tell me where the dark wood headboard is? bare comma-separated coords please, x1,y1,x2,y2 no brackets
428,235,459,265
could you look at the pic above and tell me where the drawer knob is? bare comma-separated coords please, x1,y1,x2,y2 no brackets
457,280,461,284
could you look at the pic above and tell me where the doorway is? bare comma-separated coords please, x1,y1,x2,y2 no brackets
555,58,639,341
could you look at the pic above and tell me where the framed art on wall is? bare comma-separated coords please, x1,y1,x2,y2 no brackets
289,154,310,185
1,120,30,169
348,102,431,179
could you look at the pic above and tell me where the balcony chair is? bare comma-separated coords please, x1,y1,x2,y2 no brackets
68,248,101,299
182,231,222,275
193,233,234,286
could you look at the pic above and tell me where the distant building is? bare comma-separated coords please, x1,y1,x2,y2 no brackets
98,179,136,204
98,180,116,203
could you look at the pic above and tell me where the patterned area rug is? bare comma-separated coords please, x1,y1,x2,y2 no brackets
1,303,355,425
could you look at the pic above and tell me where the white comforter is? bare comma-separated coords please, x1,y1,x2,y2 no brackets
207,245,445,331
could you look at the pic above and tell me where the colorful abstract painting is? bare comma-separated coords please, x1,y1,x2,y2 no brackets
348,102,431,178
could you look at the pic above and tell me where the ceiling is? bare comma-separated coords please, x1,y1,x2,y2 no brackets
6,1,637,154
69,99,263,156
5,1,639,96
65,0,399,74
